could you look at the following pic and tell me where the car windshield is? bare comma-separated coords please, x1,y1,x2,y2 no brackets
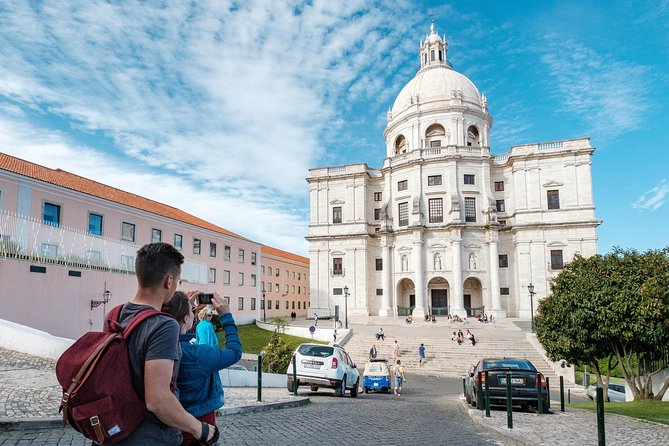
298,345,334,358
483,359,534,371
365,363,386,374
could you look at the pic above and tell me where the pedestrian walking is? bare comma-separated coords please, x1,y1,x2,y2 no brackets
333,329,338,343
314,312,318,326
393,360,406,396
392,340,400,358
418,343,426,366
369,344,378,360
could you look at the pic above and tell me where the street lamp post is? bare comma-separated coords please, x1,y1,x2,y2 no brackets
343,285,349,329
262,292,266,322
90,287,112,331
528,283,536,332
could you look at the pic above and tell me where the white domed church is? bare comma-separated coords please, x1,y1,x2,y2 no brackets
306,24,601,320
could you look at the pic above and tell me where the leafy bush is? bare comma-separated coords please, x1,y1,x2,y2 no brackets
262,331,293,373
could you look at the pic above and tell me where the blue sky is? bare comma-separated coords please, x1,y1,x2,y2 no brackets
0,0,667,256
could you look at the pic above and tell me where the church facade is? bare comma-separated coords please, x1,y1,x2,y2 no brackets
307,25,601,319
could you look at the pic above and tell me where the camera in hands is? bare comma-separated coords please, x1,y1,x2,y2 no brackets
198,293,214,304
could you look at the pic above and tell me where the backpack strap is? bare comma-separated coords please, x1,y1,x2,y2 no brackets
104,304,167,336
123,308,166,337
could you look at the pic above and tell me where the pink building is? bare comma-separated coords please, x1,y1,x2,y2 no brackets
0,153,267,339
260,246,310,319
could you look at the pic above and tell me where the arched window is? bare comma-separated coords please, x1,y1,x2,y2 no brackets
394,135,407,154
425,124,446,148
466,125,480,147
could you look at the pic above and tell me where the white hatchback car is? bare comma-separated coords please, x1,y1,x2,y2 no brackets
287,343,360,397
586,382,626,402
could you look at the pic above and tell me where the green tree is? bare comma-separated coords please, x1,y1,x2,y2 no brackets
261,319,292,373
536,247,669,400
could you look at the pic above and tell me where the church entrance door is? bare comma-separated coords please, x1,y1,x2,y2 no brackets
431,289,448,315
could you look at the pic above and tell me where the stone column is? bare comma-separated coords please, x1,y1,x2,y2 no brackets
379,239,394,317
413,236,426,317
488,230,505,318
451,232,465,317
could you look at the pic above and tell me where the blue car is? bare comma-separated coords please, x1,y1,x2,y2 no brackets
363,359,391,393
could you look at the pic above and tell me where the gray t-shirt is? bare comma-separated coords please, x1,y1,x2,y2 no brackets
107,302,182,446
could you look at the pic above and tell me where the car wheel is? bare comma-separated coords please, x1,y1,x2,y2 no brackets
287,379,296,393
335,375,346,397
364,387,369,394
350,379,359,398
465,390,472,404
310,386,319,391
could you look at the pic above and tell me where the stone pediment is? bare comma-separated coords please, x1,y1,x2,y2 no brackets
542,180,564,188
464,243,481,250
330,199,345,205
397,246,412,252
546,241,567,247
429,243,447,249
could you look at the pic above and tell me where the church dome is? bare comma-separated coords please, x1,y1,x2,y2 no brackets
391,66,482,118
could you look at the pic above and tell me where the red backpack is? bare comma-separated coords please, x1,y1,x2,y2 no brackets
56,304,166,444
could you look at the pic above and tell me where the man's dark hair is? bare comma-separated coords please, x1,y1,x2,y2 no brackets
135,243,184,289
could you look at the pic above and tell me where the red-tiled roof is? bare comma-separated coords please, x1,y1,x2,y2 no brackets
0,152,248,241
262,245,309,264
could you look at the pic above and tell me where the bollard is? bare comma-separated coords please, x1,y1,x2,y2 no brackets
292,354,298,396
506,372,513,429
484,370,491,417
536,373,544,414
462,377,467,398
568,388,571,404
546,376,551,410
596,386,606,446
477,371,484,410
257,352,263,402
560,376,565,412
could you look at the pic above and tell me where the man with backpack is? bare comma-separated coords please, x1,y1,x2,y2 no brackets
117,242,217,445
58,243,218,445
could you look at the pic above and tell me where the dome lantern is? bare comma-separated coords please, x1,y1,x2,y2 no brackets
419,21,450,70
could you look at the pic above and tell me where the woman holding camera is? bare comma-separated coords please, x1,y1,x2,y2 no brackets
163,291,242,445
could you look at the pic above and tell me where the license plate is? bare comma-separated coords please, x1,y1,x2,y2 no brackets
373,383,379,387
304,363,320,369
499,377,525,385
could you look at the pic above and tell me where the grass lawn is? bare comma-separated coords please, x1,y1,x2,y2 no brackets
569,400,669,426
216,323,327,355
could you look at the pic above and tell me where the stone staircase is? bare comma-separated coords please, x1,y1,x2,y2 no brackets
339,317,566,387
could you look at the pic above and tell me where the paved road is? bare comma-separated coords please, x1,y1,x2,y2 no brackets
0,375,508,445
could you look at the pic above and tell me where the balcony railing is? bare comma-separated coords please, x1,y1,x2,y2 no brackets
0,209,138,272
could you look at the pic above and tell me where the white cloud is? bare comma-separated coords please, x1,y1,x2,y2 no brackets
537,36,653,139
0,111,309,252
0,0,421,255
632,179,669,211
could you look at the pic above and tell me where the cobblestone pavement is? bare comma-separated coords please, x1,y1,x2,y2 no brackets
1,375,507,445
466,401,669,446
0,348,61,419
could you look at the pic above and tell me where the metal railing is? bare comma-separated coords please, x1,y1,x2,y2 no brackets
0,209,137,272
431,306,449,316
396,306,415,316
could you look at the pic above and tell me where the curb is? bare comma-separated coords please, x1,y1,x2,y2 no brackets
0,416,62,430
217,396,310,416
458,397,532,446
0,398,310,431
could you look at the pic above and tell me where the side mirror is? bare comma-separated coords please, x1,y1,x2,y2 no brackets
469,372,474,377
352,364,357,369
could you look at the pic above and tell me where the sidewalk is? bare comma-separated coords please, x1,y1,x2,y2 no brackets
0,347,307,429
462,397,669,446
